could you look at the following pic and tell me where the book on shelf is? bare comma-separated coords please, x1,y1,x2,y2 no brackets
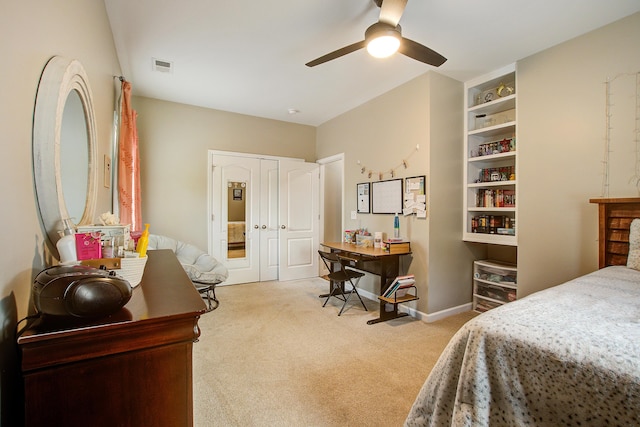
496,227,515,235
395,286,414,298
383,275,415,298
475,189,516,208
392,281,416,297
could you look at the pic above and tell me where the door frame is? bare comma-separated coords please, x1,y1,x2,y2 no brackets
317,153,345,276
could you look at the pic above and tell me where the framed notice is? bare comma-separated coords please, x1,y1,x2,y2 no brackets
371,179,403,214
357,182,370,213
404,175,427,217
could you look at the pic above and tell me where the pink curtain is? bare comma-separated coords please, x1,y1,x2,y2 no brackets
118,81,142,232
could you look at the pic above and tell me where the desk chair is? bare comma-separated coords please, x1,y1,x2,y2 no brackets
318,251,368,316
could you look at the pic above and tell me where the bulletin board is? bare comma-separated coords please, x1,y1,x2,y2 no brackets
371,179,403,214
404,175,427,218
357,182,370,213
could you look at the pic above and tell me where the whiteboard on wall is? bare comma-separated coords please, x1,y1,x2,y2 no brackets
371,179,403,214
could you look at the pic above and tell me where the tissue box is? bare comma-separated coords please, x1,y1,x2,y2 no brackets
75,233,102,260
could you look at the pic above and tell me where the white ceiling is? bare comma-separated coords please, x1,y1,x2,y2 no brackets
104,0,640,126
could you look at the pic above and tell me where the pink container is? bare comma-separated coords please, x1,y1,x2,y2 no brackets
75,232,102,260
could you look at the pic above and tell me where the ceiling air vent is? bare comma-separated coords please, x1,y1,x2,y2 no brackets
152,58,173,73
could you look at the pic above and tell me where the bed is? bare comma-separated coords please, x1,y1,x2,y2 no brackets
405,198,640,426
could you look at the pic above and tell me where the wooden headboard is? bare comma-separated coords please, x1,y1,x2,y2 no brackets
590,198,640,268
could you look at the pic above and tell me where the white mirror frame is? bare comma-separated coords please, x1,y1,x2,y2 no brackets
33,56,98,259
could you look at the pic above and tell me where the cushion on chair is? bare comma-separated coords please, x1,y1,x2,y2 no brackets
147,234,228,284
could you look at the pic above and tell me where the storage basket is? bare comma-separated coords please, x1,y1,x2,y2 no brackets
356,234,374,248
116,256,148,288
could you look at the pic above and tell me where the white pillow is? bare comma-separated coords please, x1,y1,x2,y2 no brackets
627,219,640,270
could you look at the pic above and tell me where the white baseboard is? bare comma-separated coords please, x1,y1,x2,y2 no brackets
358,288,472,323
422,303,473,322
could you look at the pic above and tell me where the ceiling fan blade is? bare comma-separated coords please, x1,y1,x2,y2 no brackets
305,40,366,67
398,37,447,67
378,0,407,27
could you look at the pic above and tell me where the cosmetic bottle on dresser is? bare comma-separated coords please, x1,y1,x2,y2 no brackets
57,218,77,264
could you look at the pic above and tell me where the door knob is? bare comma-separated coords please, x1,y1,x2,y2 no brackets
254,225,259,229
281,225,286,229
262,225,267,229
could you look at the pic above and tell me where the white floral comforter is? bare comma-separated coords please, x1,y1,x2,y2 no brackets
405,266,640,426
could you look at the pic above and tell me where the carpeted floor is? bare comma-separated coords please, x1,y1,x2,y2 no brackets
192,277,476,427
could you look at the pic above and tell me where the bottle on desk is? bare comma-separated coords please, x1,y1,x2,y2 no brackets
394,213,400,239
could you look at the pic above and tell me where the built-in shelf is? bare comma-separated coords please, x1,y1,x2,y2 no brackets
463,64,517,246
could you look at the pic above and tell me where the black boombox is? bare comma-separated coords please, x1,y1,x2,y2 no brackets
33,265,132,318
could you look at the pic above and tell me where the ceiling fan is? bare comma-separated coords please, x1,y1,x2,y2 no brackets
305,0,447,67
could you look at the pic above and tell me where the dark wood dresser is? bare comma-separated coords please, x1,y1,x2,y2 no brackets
18,249,206,427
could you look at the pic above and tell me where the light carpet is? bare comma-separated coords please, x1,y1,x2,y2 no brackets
192,277,476,427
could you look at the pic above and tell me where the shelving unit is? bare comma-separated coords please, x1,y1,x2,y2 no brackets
473,260,517,312
463,64,517,246
377,274,418,320
378,285,418,304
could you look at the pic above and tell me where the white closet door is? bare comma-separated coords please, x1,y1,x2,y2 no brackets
259,159,279,281
211,155,260,284
278,160,319,281
210,152,318,284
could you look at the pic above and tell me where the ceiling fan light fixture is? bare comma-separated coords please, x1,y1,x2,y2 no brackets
305,2,447,68
367,35,400,58
365,23,401,58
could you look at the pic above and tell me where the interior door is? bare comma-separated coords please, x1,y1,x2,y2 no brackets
211,155,260,284
278,160,319,281
210,152,317,284
259,159,279,281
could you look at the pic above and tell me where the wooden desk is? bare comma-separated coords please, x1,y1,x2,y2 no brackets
321,242,411,324
18,249,206,427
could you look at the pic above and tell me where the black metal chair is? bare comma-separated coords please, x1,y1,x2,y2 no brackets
193,281,220,312
319,250,342,295
318,251,368,315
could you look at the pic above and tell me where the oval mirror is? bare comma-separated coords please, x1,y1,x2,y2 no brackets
33,56,98,260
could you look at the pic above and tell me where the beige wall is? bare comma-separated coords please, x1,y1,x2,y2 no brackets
0,2,121,421
132,96,316,250
517,12,640,296
0,1,121,319
317,75,431,305
425,72,486,313
316,72,480,315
